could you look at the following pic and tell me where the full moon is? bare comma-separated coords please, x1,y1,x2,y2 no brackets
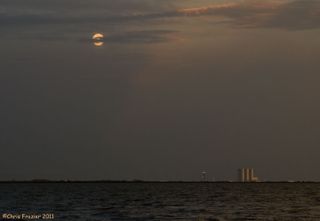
92,33,104,47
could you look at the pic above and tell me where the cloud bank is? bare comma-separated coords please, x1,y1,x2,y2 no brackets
1,0,320,30
1,0,320,43
177,0,320,30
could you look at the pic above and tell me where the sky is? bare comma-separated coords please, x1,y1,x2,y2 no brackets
1,0,320,181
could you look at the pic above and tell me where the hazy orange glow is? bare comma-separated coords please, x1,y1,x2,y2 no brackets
177,1,285,16
177,3,237,15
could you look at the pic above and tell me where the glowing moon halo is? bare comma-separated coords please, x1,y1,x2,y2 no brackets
92,33,104,47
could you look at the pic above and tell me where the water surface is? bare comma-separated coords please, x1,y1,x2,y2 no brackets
1,183,320,220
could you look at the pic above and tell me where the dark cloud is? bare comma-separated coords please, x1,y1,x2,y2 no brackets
106,30,178,44
0,0,175,12
262,0,320,30
2,29,178,45
1,0,320,31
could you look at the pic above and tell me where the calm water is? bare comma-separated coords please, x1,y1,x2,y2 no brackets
1,183,320,221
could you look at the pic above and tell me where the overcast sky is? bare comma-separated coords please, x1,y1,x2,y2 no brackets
1,0,320,181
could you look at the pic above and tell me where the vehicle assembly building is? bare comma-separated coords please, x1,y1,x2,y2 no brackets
238,168,259,182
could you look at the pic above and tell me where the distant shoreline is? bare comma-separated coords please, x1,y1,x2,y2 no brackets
0,180,319,184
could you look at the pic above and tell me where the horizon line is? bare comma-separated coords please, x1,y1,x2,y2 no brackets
0,179,319,183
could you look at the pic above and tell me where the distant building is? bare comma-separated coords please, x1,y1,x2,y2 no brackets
201,171,207,182
238,168,259,182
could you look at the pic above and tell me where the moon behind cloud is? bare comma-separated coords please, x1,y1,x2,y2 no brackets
92,33,104,47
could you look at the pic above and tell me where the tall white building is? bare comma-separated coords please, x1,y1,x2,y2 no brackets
238,168,259,182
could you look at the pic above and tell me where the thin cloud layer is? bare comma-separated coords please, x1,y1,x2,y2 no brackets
106,30,178,44
1,0,320,43
177,0,320,30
